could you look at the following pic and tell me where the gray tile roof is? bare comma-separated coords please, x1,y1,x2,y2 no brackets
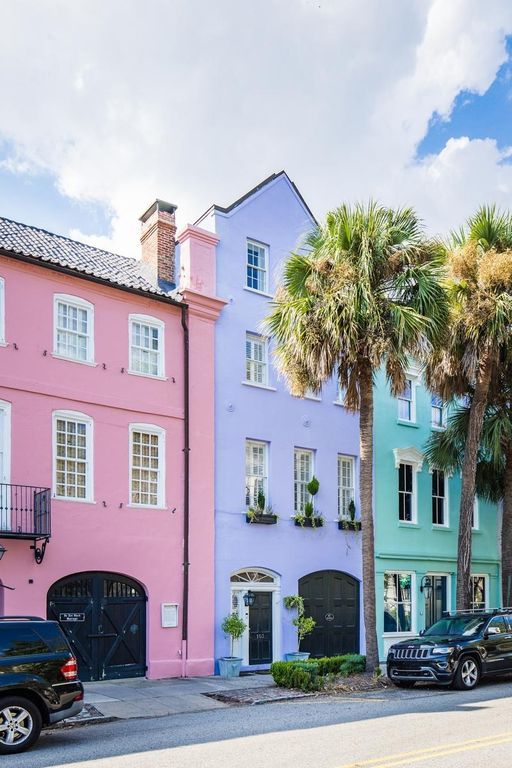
0,216,175,299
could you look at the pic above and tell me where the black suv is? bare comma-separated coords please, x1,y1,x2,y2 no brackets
387,610,512,691
0,616,83,753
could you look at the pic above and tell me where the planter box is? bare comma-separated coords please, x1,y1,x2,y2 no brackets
338,519,362,531
294,517,324,528
245,513,278,525
218,657,243,678
284,651,311,662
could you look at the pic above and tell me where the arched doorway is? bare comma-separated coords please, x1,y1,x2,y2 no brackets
230,568,280,665
299,570,359,658
47,572,147,682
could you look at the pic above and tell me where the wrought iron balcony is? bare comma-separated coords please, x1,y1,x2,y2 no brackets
0,483,51,540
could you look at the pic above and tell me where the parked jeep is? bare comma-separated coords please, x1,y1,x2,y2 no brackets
0,616,83,753
387,610,512,691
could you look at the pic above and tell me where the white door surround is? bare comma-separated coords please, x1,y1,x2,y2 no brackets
230,568,281,665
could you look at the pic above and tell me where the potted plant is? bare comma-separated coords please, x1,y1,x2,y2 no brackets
246,491,278,525
293,476,324,528
283,595,316,661
338,499,361,531
218,613,247,678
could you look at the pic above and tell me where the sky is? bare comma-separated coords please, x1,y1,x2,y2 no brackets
0,0,512,258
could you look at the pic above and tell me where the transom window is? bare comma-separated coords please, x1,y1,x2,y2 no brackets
245,333,268,385
54,294,94,363
398,379,414,422
231,570,275,583
338,455,355,519
130,425,165,507
431,394,445,428
432,469,446,526
384,572,413,633
398,463,413,522
470,575,487,610
294,448,313,514
54,412,92,501
245,440,268,508
129,315,164,377
246,240,268,293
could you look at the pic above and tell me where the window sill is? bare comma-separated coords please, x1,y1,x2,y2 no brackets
396,420,420,428
383,631,415,638
0,340,7,348
127,504,167,510
127,370,167,381
472,528,482,534
397,521,420,528
432,525,452,531
431,425,446,432
333,400,347,408
244,287,273,299
52,353,97,367
53,496,96,505
242,381,277,392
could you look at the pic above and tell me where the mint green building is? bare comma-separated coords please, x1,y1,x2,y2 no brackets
374,365,501,661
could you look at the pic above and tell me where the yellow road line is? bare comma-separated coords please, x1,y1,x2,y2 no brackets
337,731,512,768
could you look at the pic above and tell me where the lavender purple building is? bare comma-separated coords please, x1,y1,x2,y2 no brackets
196,172,363,670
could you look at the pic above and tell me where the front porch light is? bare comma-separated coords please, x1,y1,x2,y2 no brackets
243,591,256,607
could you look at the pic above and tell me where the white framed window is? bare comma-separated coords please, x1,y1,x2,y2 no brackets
338,455,355,519
431,394,445,429
398,463,414,522
246,240,268,293
472,497,479,530
432,469,448,526
129,424,165,508
245,440,268,508
129,314,165,378
245,333,268,385
53,411,93,501
0,278,5,345
470,574,488,610
384,572,414,633
53,294,94,363
294,448,313,514
397,379,415,422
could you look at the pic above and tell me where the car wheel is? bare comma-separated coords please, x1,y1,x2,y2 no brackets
453,657,481,691
393,680,415,688
0,696,43,754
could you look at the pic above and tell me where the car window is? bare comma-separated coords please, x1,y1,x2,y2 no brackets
424,616,486,636
0,626,48,656
487,617,508,634
35,623,69,653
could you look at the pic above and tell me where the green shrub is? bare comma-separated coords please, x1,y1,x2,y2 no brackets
271,661,321,692
309,654,366,677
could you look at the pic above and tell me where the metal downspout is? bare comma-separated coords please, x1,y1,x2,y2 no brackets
181,304,190,677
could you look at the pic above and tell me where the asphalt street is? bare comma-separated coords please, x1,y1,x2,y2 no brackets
9,677,512,768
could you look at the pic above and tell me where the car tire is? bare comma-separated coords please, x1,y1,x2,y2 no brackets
393,680,415,688
453,656,481,691
0,696,43,754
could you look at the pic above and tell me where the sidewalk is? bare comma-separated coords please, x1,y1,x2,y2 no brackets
78,673,275,721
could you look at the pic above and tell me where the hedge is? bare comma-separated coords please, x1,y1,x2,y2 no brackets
271,654,366,692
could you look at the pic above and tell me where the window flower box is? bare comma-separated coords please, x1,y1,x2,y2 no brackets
293,515,324,528
245,512,278,525
338,519,361,531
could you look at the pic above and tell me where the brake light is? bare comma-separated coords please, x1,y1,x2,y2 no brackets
60,657,78,681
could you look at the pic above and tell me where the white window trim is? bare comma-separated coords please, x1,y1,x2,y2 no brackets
246,239,269,294
128,423,166,509
429,466,450,528
338,454,355,519
431,395,446,430
230,567,281,665
293,447,314,515
473,496,479,531
394,447,422,525
383,571,417,637
397,372,419,424
245,332,269,386
470,573,489,609
53,410,94,503
128,314,165,379
0,278,5,346
53,293,95,364
245,439,268,509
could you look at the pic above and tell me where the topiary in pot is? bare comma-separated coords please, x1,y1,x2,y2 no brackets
283,595,316,661
219,613,247,678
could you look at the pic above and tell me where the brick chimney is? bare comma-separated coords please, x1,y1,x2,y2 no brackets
139,199,177,286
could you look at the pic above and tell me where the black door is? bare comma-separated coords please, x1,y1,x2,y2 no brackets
424,575,447,629
249,592,272,664
299,570,359,657
47,572,147,682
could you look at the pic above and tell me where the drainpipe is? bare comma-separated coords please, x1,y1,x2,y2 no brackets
181,304,190,677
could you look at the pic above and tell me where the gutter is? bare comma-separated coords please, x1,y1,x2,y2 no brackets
180,303,190,677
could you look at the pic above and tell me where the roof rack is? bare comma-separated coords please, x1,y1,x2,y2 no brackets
442,608,512,617
0,616,45,622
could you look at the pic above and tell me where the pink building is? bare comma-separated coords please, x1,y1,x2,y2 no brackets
0,201,224,681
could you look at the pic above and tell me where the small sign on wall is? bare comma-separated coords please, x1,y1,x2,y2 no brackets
161,603,179,628
59,612,85,622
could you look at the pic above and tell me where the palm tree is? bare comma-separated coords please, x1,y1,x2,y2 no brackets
266,202,448,669
424,381,512,606
426,206,512,609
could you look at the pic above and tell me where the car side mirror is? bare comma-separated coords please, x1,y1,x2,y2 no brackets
419,629,425,636
486,626,499,636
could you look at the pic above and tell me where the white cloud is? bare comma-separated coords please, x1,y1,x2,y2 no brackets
0,0,511,255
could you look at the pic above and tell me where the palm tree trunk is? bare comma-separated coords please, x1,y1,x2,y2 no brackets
360,364,379,669
501,445,512,607
456,350,494,610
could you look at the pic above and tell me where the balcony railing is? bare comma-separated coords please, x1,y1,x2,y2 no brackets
0,484,51,539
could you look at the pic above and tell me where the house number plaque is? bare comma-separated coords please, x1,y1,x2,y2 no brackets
59,612,85,622
325,613,335,622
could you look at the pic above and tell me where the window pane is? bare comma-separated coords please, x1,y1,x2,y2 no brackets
130,320,161,375
131,430,161,506
55,417,89,499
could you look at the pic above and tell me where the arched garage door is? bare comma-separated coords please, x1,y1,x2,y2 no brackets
47,572,147,682
299,570,359,657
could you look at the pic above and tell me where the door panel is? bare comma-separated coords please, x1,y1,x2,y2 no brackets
299,571,359,657
249,592,272,664
424,575,448,629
